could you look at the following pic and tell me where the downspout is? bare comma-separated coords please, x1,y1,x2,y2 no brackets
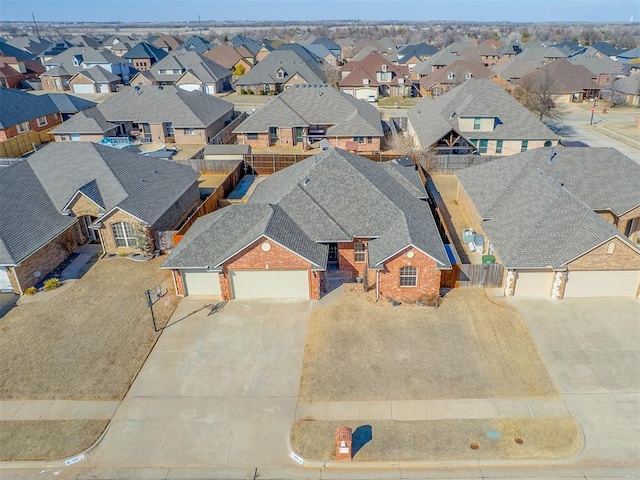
376,270,380,301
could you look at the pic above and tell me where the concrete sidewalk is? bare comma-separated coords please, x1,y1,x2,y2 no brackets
0,400,119,420
59,244,101,282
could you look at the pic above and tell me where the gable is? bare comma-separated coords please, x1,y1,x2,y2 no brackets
67,191,104,217
224,235,315,271
567,237,640,270
175,70,202,86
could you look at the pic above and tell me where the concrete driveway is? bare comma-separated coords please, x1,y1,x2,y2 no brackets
86,297,311,468
508,296,640,467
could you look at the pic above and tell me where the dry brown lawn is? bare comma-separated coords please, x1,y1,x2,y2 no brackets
0,420,108,461
292,417,580,461
0,257,178,400
299,288,557,402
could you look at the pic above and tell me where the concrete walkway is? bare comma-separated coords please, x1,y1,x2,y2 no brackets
0,400,119,420
295,398,570,422
59,244,102,282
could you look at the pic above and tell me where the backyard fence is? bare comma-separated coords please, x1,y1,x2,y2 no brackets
209,112,248,145
440,263,505,289
421,154,500,174
0,130,53,158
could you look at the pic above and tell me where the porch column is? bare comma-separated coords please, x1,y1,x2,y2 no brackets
504,269,516,297
551,270,567,300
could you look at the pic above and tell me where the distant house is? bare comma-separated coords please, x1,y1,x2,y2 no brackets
569,54,624,85
339,51,413,99
42,93,96,120
5,36,52,56
230,35,261,56
591,42,623,61
123,41,167,71
615,73,640,106
51,85,234,145
311,37,341,60
150,34,182,53
304,43,339,66
0,56,44,88
178,35,211,54
235,44,326,94
412,50,461,77
255,42,274,62
129,50,232,94
0,142,200,294
204,45,255,77
68,65,122,94
418,60,501,97
0,87,62,141
101,34,135,52
233,84,383,153
407,79,558,155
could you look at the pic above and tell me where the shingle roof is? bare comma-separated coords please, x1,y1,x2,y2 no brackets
0,87,59,129
518,58,600,93
0,40,34,61
339,51,409,88
516,46,567,61
311,37,341,53
73,65,121,83
43,93,96,114
43,47,126,76
407,79,556,148
569,54,623,75
204,45,253,69
149,49,231,84
50,106,117,134
419,60,495,89
233,84,382,137
123,41,167,62
592,42,623,57
230,35,261,55
95,85,233,128
178,35,211,54
456,147,640,219
398,43,439,62
615,72,640,95
5,36,51,55
490,58,542,81
235,43,326,86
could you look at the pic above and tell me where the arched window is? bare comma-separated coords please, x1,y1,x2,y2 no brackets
112,222,136,248
400,266,418,287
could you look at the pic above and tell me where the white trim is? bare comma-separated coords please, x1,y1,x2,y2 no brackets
373,244,450,269
91,206,147,227
560,234,640,267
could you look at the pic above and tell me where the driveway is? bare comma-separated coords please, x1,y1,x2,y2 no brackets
86,297,311,468
508,296,640,466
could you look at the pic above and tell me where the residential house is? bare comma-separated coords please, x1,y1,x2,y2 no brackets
204,45,255,77
0,56,44,88
129,50,232,94
42,93,96,121
398,43,439,65
339,51,412,99
592,42,623,60
101,34,135,52
233,84,383,152
5,36,51,56
68,65,123,93
150,34,182,53
162,147,451,300
230,35,261,56
412,50,460,77
0,39,35,61
178,35,211,54
304,43,339,66
0,142,200,294
0,87,62,141
455,147,640,298
517,58,601,103
311,37,341,60
490,58,542,88
38,40,74,63
407,79,558,155
235,44,326,95
615,73,640,106
51,85,234,145
112,41,135,57
41,47,134,91
569,54,624,85
515,46,566,63
418,60,500,97
122,41,167,71
498,43,522,59
255,42,274,62
68,35,102,49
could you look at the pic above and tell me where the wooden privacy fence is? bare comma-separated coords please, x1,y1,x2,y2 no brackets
420,154,499,174
172,161,245,245
441,263,505,289
209,112,248,145
0,130,53,158
245,152,399,174
176,158,243,174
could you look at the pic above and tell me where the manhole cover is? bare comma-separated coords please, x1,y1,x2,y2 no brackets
470,442,480,450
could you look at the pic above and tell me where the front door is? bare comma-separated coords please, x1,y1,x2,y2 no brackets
328,243,338,263
80,216,98,243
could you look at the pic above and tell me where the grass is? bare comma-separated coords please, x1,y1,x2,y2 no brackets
0,257,178,400
377,97,421,108
0,420,108,461
291,418,581,461
299,288,557,402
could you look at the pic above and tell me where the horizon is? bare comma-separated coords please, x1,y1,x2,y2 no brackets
1,0,638,24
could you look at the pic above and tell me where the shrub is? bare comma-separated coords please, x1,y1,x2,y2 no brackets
248,90,255,95
240,89,247,95
418,293,440,307
43,278,61,291
24,286,37,296
259,90,265,95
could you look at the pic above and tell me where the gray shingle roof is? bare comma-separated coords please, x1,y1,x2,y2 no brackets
407,79,557,148
0,87,59,129
96,85,233,128
233,84,382,137
148,49,231,84
123,41,167,62
43,93,96,114
50,106,117,134
74,65,121,83
235,44,326,86
479,169,633,268
43,47,126,76
569,54,623,76
490,59,542,81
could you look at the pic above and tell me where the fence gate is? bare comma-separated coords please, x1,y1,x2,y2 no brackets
441,263,505,289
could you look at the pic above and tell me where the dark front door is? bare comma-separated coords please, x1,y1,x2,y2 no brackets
328,243,338,263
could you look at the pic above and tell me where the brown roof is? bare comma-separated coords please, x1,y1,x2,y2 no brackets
479,39,504,50
152,35,182,51
420,60,495,90
519,58,601,93
339,52,408,88
204,45,254,70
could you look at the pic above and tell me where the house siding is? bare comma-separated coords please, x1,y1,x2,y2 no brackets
54,133,105,143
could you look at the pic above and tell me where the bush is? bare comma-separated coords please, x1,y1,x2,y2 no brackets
240,89,247,95
248,90,255,95
24,286,37,296
417,294,440,307
43,278,61,291
259,90,265,95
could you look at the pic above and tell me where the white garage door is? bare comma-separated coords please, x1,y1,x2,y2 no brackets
514,270,554,297
564,270,640,298
0,267,12,292
72,84,95,94
230,270,309,299
179,84,200,92
98,84,110,93
183,270,221,296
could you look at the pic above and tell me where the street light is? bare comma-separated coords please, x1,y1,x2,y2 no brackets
590,96,597,126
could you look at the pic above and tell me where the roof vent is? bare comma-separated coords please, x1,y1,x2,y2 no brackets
450,109,456,119
158,85,163,90
303,177,310,186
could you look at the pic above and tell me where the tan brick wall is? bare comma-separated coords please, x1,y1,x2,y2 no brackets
13,223,83,292
239,133,270,148
618,205,640,238
41,75,70,92
220,235,318,300
497,139,554,156
70,74,95,87
279,127,294,147
334,137,381,153
597,210,617,224
173,127,207,144
378,247,441,300
568,237,640,271
69,194,102,218
173,269,185,296
149,123,165,143
98,209,150,255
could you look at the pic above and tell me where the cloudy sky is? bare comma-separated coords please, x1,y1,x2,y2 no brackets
1,0,638,23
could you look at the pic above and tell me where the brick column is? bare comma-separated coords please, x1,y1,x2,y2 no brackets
551,270,567,300
504,269,516,297
335,425,352,461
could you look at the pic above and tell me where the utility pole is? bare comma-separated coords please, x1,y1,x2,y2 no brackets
32,13,40,38
590,96,597,126
198,15,202,37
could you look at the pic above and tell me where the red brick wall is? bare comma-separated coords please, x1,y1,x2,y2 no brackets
220,235,319,299
338,240,368,278
0,113,61,140
378,247,441,300
173,269,185,296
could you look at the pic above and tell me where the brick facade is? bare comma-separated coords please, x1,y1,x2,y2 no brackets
0,112,61,141
238,130,382,152
567,237,640,271
99,209,149,255
378,247,441,300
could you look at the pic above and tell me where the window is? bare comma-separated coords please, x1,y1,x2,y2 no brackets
465,72,473,79
521,140,528,152
400,266,418,287
354,136,365,144
112,222,136,248
367,137,372,144
247,133,259,140
473,117,481,130
496,139,503,154
165,122,174,136
36,116,48,127
354,242,366,263
184,128,195,135
59,135,67,141
16,122,29,133
478,139,488,154
52,113,59,121
447,72,454,80
276,69,285,79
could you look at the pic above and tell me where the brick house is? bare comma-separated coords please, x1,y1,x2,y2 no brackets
51,85,234,145
162,148,451,300
0,142,200,294
233,84,383,152
407,79,558,155
0,87,62,142
455,147,640,298
339,52,413,100
122,41,167,71
68,65,122,94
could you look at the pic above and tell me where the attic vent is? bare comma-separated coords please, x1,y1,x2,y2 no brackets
450,109,455,119
303,177,310,186
158,85,163,90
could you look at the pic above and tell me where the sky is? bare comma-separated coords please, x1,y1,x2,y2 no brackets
0,0,638,23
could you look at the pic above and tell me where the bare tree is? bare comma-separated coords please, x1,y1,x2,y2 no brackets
514,70,564,122
322,63,341,88
389,134,437,173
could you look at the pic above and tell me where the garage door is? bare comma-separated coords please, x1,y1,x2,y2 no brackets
230,270,309,299
564,270,640,298
179,84,200,92
514,270,554,297
0,267,12,292
72,84,95,94
183,270,221,296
